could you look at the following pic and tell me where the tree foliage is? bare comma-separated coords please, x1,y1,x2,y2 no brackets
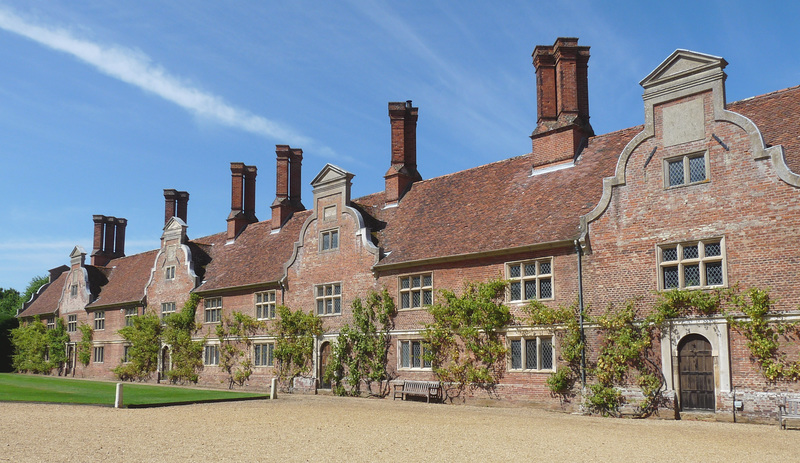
163,294,205,384
423,279,512,401
113,311,162,381
326,289,396,397
77,323,93,367
273,305,322,391
11,316,69,374
216,311,264,389
0,288,22,317
0,314,20,372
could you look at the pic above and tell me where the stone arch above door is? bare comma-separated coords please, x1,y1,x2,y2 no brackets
660,318,730,396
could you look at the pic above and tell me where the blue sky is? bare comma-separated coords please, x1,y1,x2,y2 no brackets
1,0,799,292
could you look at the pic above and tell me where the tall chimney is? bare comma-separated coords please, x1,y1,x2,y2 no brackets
176,191,189,223
227,162,248,240
530,37,593,167
113,218,127,258
164,189,178,224
289,148,304,209
103,216,115,258
244,166,258,223
384,100,422,205
90,215,108,266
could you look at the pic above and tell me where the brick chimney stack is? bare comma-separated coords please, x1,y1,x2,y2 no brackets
384,100,422,205
227,162,248,240
90,215,127,265
244,166,258,223
271,145,305,230
176,191,189,223
531,37,593,167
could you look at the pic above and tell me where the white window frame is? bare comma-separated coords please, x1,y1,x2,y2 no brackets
94,311,105,330
508,335,555,372
165,265,176,280
255,291,277,320
124,307,138,326
658,238,726,290
320,228,339,251
664,151,708,188
315,283,342,316
161,302,176,320
67,314,77,332
204,345,220,366
204,297,222,323
93,346,104,363
254,343,275,367
399,273,433,310
506,258,554,302
398,340,431,370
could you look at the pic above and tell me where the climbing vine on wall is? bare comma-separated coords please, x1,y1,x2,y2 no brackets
113,311,162,382
273,306,323,391
163,294,205,384
11,316,69,375
216,311,264,389
77,323,93,367
326,289,396,397
423,279,512,401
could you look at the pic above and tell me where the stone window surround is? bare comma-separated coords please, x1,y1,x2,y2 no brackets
319,228,340,252
125,307,138,326
663,150,709,188
398,339,431,370
255,291,277,320
204,297,222,324
93,311,105,330
508,334,555,372
67,314,77,332
254,343,275,367
204,344,220,366
398,272,433,310
315,282,342,316
657,237,726,291
93,345,104,363
165,265,176,280
505,257,554,302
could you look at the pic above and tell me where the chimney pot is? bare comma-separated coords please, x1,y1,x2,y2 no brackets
114,218,127,258
164,189,178,224
227,162,248,240
244,166,258,223
176,191,189,223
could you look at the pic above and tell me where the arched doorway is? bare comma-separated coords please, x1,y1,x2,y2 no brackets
678,334,714,411
318,342,331,389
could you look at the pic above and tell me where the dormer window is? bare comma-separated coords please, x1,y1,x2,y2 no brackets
320,229,339,251
165,266,176,280
665,152,707,188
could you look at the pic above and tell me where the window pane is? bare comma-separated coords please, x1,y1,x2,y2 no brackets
510,282,521,300
539,261,551,275
317,300,324,315
400,277,410,289
322,233,330,250
326,299,333,314
334,298,341,314
401,342,410,368
706,262,723,286
509,264,521,278
334,285,341,295
401,293,410,309
524,263,536,276
705,242,721,257
539,278,552,299
412,291,420,307
423,290,432,306
683,244,699,259
412,276,420,288
541,338,553,370
684,264,701,287
689,155,706,183
663,266,679,289
662,247,678,262
510,340,522,369
331,231,338,248
668,160,684,186
326,285,332,296
422,274,432,287
524,280,537,300
525,339,537,370
412,342,421,368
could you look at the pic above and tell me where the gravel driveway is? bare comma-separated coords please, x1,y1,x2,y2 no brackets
2,394,798,462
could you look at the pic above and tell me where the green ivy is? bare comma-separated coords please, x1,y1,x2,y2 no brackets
11,316,69,374
326,289,396,397
113,311,162,382
273,306,323,391
163,294,205,384
423,279,512,401
76,323,93,367
216,311,264,389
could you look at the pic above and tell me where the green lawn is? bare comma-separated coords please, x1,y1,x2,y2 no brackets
0,373,267,407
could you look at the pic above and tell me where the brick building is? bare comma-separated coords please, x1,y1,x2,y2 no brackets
18,37,800,421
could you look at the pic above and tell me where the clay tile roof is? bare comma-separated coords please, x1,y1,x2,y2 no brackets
17,273,66,318
373,126,641,267
728,85,800,173
87,250,158,308
195,210,312,292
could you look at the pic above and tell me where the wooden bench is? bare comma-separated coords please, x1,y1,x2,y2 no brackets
779,397,800,430
393,380,442,403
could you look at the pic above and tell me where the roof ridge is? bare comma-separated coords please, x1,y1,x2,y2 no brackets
729,84,800,105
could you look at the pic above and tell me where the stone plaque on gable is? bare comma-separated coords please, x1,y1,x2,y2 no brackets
662,98,704,147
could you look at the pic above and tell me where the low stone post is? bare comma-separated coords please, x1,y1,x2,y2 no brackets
115,383,124,408
270,377,278,400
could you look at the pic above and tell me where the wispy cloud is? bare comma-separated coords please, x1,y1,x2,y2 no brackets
0,7,338,158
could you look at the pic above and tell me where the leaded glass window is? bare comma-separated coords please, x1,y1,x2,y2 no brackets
315,283,341,316
507,258,554,301
509,336,554,371
665,152,708,188
659,239,725,290
399,340,430,369
399,273,433,310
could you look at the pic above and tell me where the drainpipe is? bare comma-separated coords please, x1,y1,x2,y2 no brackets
575,240,586,388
